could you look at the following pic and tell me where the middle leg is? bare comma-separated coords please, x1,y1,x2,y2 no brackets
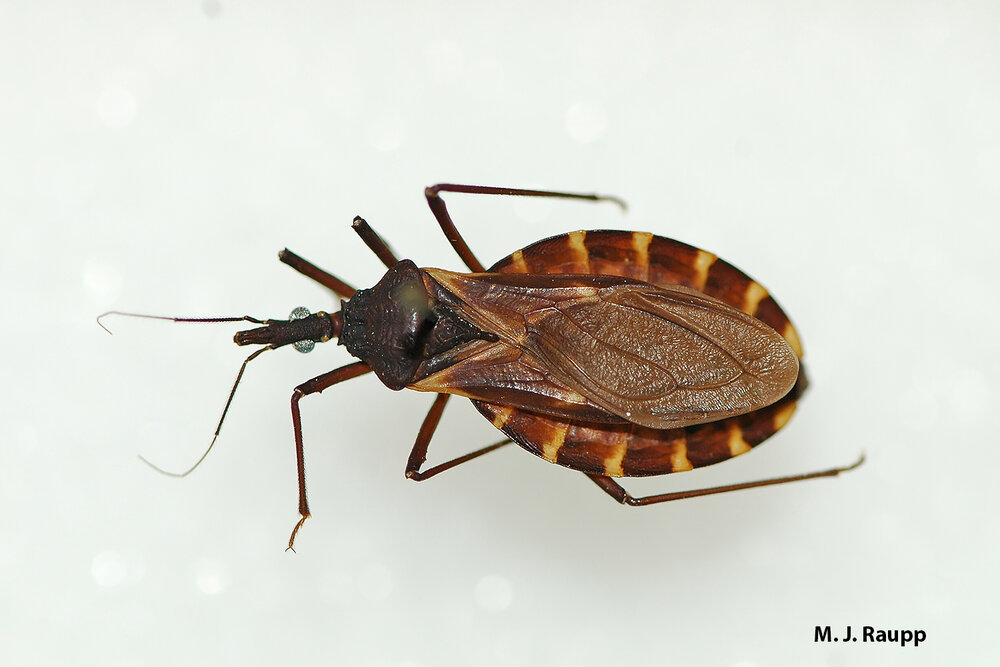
406,393,513,481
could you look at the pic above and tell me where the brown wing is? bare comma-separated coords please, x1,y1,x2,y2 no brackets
412,268,799,429
409,336,630,424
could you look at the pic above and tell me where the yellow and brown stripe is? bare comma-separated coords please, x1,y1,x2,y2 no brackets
492,230,721,290
473,374,804,478
492,230,803,358
630,232,652,281
702,258,756,312
475,228,807,478
507,249,529,274
728,423,752,457
645,235,718,290
489,405,515,430
701,258,804,356
755,296,804,357
490,230,592,275
567,230,590,273
582,230,653,282
618,428,690,476
490,230,656,282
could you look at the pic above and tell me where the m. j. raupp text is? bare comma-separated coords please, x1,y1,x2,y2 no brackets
814,626,925,647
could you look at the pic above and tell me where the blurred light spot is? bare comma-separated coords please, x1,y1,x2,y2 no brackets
137,33,194,74
366,113,404,152
474,574,512,612
92,551,128,587
423,40,464,83
897,384,940,431
195,557,230,595
83,260,123,303
324,71,361,119
96,86,137,128
202,0,222,18
566,102,607,143
320,569,355,604
358,562,392,601
947,368,990,422
466,58,505,99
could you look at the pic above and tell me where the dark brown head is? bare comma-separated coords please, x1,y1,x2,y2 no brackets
339,260,496,390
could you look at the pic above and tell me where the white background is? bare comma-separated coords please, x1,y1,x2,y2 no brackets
3,2,997,665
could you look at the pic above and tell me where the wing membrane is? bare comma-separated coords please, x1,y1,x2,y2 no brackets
418,269,799,428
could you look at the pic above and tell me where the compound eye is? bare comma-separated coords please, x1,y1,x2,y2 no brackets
289,307,316,354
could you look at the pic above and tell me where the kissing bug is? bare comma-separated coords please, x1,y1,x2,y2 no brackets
103,184,862,550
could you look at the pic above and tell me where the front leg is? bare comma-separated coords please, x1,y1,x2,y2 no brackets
425,183,627,273
286,361,372,550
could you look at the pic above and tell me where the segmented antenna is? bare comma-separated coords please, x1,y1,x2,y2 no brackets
97,311,275,476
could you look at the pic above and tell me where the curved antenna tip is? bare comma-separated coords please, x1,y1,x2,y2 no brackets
96,312,117,335
604,195,628,213
135,346,269,481
137,433,219,478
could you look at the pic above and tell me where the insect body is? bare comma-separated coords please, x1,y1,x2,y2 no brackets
446,230,808,479
106,184,861,549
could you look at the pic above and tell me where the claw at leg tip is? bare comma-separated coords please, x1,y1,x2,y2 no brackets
286,514,310,553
